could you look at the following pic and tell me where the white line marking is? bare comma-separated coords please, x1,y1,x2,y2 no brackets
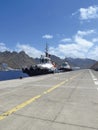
94,78,98,81
89,70,98,86
95,81,98,85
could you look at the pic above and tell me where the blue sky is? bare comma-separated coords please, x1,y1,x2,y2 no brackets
0,0,98,60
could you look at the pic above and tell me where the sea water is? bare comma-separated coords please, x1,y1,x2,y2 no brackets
0,70,28,81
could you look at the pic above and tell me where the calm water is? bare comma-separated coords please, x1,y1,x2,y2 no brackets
0,70,28,81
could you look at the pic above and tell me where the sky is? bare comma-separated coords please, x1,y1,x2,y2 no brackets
0,0,98,60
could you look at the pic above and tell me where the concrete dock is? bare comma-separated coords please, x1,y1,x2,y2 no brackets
0,69,98,130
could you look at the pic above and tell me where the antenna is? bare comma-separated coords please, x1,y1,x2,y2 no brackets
45,43,48,57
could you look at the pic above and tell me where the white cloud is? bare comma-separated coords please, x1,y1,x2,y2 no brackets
72,11,78,16
72,5,98,21
75,35,93,49
49,30,97,60
88,46,98,60
92,38,98,42
49,43,86,59
77,30,95,37
0,43,10,52
60,38,72,42
79,6,98,20
42,34,53,39
0,30,98,60
16,43,42,58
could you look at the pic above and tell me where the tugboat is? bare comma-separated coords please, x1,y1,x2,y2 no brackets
22,45,57,76
59,62,72,72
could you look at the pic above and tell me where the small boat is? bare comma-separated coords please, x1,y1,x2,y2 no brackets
59,62,72,72
22,45,57,76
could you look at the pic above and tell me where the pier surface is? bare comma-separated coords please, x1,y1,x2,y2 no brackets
0,69,98,130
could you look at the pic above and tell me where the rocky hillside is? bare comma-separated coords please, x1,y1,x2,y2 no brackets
0,51,96,70
0,51,35,69
35,55,64,66
64,58,96,69
91,62,98,71
35,55,96,69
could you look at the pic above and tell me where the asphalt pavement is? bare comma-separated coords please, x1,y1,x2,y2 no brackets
0,69,98,130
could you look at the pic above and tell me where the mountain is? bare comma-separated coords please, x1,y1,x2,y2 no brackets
0,51,35,70
50,55,64,66
35,55,96,69
91,62,98,71
34,55,64,67
64,58,96,69
0,51,96,70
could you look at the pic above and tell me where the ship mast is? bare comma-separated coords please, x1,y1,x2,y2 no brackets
45,43,48,57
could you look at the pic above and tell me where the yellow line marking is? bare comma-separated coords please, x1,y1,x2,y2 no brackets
0,95,41,120
0,73,81,121
70,73,81,80
43,80,67,94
